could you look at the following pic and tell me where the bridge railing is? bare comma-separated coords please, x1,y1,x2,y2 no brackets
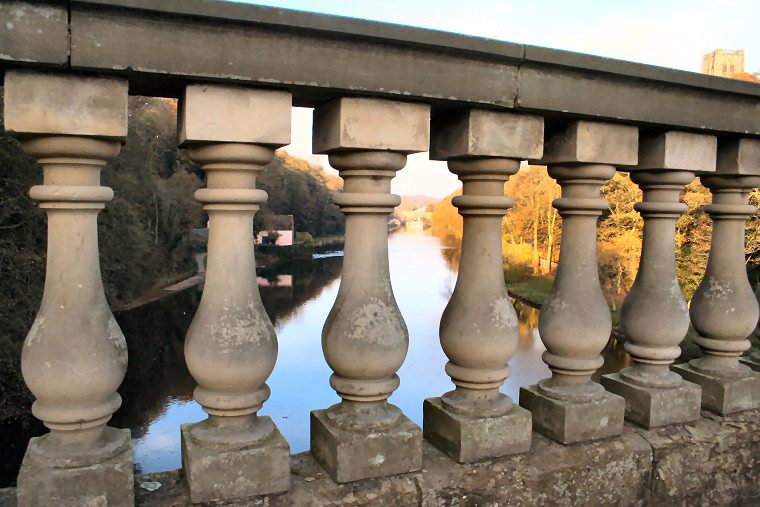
3,0,760,504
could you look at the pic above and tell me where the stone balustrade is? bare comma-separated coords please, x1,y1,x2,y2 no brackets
2,0,760,504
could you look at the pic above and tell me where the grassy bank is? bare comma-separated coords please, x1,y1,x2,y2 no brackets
504,270,755,363
505,271,623,342
506,275,554,309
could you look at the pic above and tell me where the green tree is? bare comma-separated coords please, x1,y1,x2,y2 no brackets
257,152,345,238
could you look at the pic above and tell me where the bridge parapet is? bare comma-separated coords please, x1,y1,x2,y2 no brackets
3,1,760,504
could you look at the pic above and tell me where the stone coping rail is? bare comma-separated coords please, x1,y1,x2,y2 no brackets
1,0,760,135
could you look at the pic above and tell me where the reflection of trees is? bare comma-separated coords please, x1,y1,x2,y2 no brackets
592,336,631,382
513,300,540,350
111,288,201,440
438,243,461,272
0,415,45,487
259,257,343,328
111,256,344,440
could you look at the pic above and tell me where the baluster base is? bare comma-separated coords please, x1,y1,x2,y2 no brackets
422,397,531,463
600,373,701,428
310,407,422,483
180,417,290,503
17,427,133,507
519,385,624,444
739,355,760,372
672,364,760,415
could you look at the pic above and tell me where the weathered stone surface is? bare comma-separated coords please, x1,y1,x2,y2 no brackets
4,411,753,506
429,109,544,160
312,97,430,154
64,2,760,136
516,52,760,137
520,384,625,444
717,138,760,175
0,1,68,66
0,487,15,506
632,409,760,506
601,372,701,428
3,70,128,140
423,397,531,463
130,428,653,506
673,363,760,415
740,355,760,371
181,417,290,503
16,428,134,507
178,84,291,147
70,2,522,109
417,429,651,507
310,409,422,483
635,130,717,173
539,120,638,166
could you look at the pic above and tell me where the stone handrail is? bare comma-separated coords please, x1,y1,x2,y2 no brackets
2,0,760,135
2,1,760,505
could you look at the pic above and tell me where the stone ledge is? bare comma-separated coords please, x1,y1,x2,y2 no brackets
1,410,757,506
133,426,653,506
631,409,760,506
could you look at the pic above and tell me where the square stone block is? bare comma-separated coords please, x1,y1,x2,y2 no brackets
179,84,291,147
673,363,760,415
430,109,544,161
739,355,760,372
181,417,290,503
310,408,422,483
601,373,701,428
4,70,128,140
16,428,134,507
519,384,625,444
636,130,717,173
423,397,531,463
717,138,760,175
312,97,430,154
539,120,638,166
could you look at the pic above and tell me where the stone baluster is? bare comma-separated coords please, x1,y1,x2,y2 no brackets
673,138,760,414
519,120,634,444
178,84,291,503
740,285,760,371
310,97,429,483
423,110,543,462
4,71,133,506
601,131,714,427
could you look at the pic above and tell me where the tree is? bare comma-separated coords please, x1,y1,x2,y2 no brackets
597,172,643,295
257,152,345,238
503,165,560,274
675,180,712,299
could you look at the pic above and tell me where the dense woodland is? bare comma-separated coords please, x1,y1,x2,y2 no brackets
430,165,760,301
431,70,760,300
0,97,344,419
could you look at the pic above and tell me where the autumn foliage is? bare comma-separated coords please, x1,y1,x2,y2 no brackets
430,164,760,301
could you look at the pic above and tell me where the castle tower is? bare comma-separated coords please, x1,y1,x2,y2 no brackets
702,49,744,77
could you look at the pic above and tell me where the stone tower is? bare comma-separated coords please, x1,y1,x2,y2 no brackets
702,49,744,77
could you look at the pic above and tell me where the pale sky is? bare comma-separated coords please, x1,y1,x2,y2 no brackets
231,0,760,197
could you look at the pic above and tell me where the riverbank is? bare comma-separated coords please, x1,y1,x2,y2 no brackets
504,271,734,361
312,235,345,250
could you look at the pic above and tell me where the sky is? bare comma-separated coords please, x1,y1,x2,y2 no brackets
229,0,760,198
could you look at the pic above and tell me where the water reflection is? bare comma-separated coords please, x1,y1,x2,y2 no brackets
1,230,630,482
110,255,345,473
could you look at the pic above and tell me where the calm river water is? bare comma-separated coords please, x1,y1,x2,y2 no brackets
0,230,629,483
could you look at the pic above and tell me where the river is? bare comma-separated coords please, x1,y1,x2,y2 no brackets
0,230,629,484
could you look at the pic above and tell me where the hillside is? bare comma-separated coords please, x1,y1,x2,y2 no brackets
397,194,438,212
